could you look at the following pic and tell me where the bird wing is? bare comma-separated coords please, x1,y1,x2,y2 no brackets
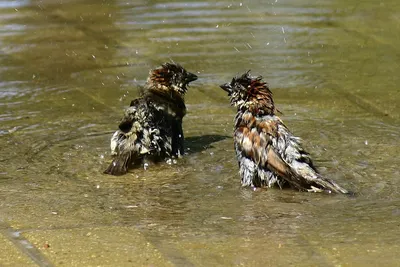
234,114,281,165
105,100,144,176
234,120,305,189
118,102,140,133
272,121,349,193
235,116,349,193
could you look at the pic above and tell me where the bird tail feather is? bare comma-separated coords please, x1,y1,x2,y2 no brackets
310,174,349,194
104,152,132,176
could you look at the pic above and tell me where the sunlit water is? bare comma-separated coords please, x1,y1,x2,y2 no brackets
1,0,399,266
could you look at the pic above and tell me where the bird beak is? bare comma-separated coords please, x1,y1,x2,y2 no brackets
220,83,232,94
186,72,198,83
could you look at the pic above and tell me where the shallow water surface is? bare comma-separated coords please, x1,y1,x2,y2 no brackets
0,0,399,266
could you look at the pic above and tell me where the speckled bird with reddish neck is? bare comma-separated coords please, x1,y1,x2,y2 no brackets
220,71,349,193
104,63,197,175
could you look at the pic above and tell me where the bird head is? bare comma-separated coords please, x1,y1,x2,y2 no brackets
220,71,275,115
148,63,198,96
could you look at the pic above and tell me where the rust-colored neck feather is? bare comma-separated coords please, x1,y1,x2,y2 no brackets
148,67,173,88
244,79,275,116
144,71,186,118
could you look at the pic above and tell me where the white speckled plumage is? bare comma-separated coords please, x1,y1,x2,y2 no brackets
104,63,197,175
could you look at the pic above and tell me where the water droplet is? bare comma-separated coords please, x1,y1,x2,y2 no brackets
12,232,20,237
125,205,138,208
143,162,149,170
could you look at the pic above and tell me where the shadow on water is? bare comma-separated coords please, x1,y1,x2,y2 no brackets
185,134,230,153
1,0,400,266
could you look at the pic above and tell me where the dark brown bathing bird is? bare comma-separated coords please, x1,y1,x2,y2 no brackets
104,63,198,175
220,71,349,194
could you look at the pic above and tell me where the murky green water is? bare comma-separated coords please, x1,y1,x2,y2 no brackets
1,0,399,266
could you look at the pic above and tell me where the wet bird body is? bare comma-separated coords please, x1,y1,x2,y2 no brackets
104,63,197,175
221,72,348,193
